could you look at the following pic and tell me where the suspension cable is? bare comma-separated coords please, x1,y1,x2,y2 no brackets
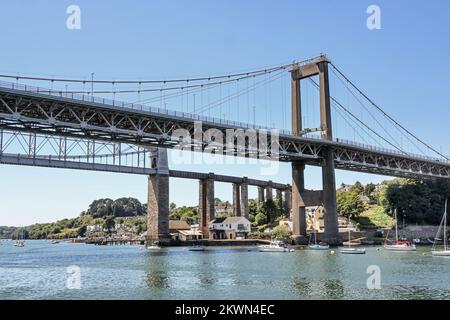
330,63,448,160
309,79,408,154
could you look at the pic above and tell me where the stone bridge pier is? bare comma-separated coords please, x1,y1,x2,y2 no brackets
146,147,170,245
232,177,249,218
199,173,215,237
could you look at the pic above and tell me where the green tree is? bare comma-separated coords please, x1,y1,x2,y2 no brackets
350,181,364,195
337,189,365,219
254,212,267,226
103,216,116,233
77,225,87,237
271,224,292,240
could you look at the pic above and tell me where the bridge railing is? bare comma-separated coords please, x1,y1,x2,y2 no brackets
333,138,449,164
0,80,292,135
1,80,448,165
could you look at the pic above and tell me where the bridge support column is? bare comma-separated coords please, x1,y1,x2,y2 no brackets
318,60,341,246
146,148,170,245
276,189,283,210
292,162,307,242
206,173,215,222
265,182,273,202
284,188,292,219
233,183,241,216
321,150,340,245
199,173,215,238
240,178,249,219
257,186,265,204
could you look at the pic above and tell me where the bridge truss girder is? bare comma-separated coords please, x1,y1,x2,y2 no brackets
0,87,449,180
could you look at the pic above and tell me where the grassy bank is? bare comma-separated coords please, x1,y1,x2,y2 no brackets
354,205,395,230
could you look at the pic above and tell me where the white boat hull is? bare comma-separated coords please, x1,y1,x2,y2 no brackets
146,246,162,251
339,248,366,254
431,250,450,256
307,245,330,250
189,246,205,251
384,244,416,252
258,247,288,252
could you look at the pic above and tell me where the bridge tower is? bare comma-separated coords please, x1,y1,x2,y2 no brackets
290,55,341,245
146,147,171,245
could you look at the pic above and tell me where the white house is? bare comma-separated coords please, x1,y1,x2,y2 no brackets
208,216,251,240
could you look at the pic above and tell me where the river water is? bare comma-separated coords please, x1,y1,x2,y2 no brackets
1,240,449,300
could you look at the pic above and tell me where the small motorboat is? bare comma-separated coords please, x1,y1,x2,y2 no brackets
258,240,291,252
51,240,60,244
189,245,205,251
339,247,366,254
307,244,330,250
146,241,162,251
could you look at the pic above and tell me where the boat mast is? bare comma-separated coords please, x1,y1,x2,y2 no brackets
445,199,448,251
348,216,351,248
394,208,399,242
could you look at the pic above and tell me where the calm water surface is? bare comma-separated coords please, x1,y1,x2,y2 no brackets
1,240,449,300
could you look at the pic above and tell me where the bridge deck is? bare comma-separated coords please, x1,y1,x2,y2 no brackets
1,81,449,179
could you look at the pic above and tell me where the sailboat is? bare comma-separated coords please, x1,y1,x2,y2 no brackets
384,209,416,252
14,231,25,247
339,217,366,254
146,229,162,251
307,231,329,250
431,199,450,257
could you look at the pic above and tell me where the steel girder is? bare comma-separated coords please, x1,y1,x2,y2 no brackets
1,86,450,180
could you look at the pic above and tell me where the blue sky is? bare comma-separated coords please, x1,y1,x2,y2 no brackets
1,0,450,226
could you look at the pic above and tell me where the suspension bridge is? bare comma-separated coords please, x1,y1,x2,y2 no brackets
0,54,448,245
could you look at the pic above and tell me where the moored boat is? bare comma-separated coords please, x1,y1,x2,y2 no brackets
383,241,416,251
307,232,329,250
339,217,366,254
189,245,205,251
258,240,291,252
339,247,366,254
307,244,330,250
384,209,416,252
431,199,450,257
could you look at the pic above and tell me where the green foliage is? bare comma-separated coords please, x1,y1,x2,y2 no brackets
350,181,364,195
169,206,198,225
0,226,17,239
336,189,366,219
248,231,271,240
254,212,267,226
84,197,145,218
378,178,450,225
77,225,87,237
354,205,395,229
271,224,292,240
103,216,116,232
10,228,29,240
